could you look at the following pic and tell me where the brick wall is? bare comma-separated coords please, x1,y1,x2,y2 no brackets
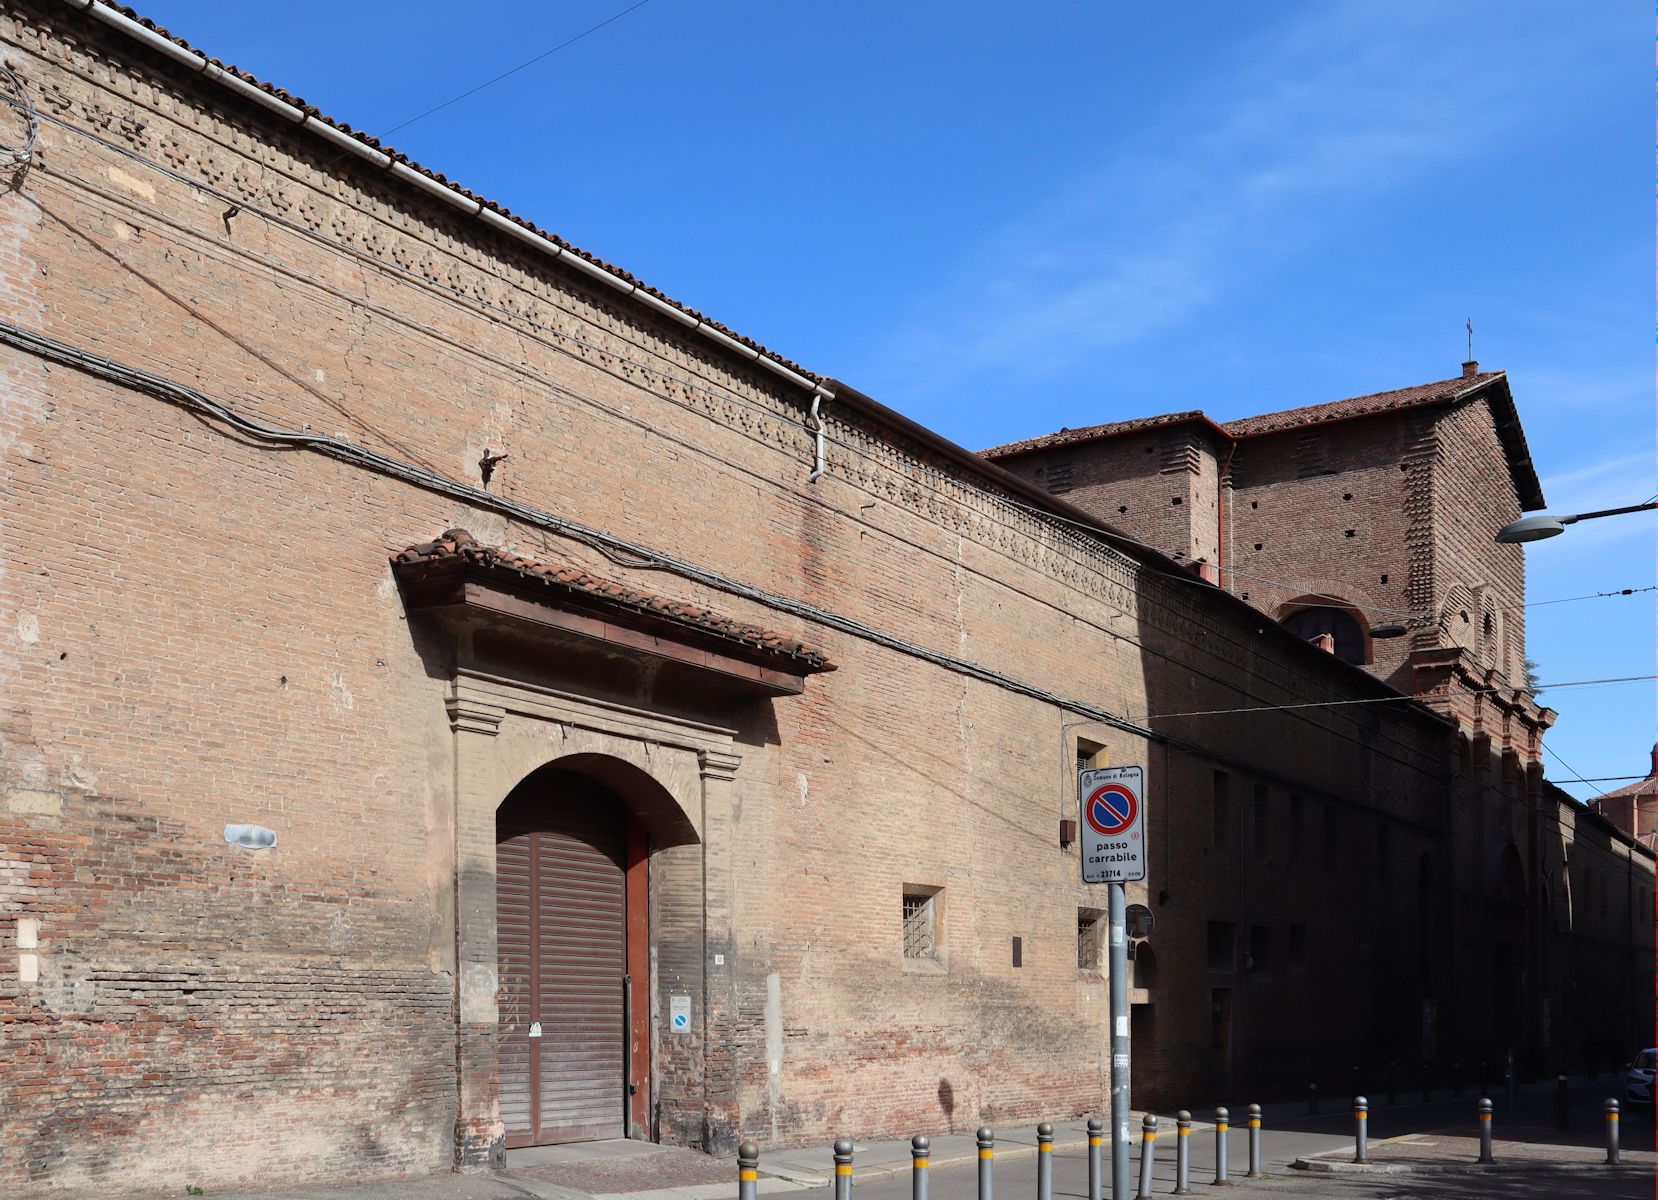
997,424,1225,568
0,4,1570,1194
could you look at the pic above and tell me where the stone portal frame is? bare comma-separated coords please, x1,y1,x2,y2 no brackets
446,668,742,1168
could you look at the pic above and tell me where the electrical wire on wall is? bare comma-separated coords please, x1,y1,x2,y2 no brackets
0,96,1590,789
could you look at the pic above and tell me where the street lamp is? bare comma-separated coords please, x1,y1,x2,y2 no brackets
1495,500,1657,544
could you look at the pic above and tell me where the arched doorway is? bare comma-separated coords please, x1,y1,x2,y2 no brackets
496,766,647,1147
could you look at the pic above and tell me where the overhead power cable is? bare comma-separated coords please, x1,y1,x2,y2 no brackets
1543,741,1614,802
1526,585,1656,607
1148,675,1655,719
0,317,1161,745
373,0,657,141
11,98,1622,774
11,90,1606,651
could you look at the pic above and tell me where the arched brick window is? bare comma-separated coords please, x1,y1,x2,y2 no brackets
1282,605,1366,665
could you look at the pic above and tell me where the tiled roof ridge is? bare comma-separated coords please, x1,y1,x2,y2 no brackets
391,529,833,670
1220,371,1504,437
1596,774,1658,802
980,410,1211,459
982,373,1507,460
83,2,819,384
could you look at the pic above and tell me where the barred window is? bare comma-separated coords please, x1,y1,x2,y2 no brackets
1078,908,1104,971
902,888,939,959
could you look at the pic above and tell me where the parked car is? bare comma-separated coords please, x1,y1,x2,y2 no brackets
1624,1049,1655,1107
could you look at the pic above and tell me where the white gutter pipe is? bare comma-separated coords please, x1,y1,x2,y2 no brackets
807,395,827,482
58,0,836,421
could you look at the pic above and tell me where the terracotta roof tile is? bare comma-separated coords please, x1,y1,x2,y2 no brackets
94,3,818,383
980,411,1211,459
1222,372,1503,437
1596,775,1657,803
391,530,833,671
979,370,1543,510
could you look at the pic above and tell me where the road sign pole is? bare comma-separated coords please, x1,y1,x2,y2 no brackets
1109,880,1130,1200
1080,763,1145,1200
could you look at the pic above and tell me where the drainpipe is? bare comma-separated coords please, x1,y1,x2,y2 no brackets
1217,439,1238,593
807,395,827,483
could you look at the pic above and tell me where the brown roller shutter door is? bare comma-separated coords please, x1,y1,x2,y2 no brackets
497,776,627,1146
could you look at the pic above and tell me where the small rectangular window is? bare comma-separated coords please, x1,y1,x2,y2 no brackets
1253,783,1270,849
902,886,941,960
1289,924,1307,971
1213,771,1232,848
1077,740,1104,775
1206,920,1236,972
1078,908,1104,972
1248,925,1273,974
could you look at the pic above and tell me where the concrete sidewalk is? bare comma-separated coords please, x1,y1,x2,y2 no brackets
1292,1120,1657,1177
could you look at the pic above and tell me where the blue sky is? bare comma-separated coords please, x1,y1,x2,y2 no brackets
133,0,1655,798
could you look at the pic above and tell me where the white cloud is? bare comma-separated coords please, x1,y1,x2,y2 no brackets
865,1,1603,400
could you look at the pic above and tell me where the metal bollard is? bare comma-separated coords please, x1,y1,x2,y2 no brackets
1213,1107,1230,1185
1477,1097,1494,1164
1085,1117,1102,1200
1307,1080,1319,1114
978,1127,995,1200
1173,1110,1192,1195
1352,1096,1369,1164
1136,1114,1157,1199
911,1135,929,1200
1605,1098,1620,1165
1036,1122,1053,1200
1557,1074,1570,1131
833,1138,853,1200
738,1142,759,1200
1246,1104,1262,1177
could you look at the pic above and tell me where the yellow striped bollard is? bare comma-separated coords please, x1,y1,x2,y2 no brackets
911,1134,929,1200
1173,1111,1192,1195
833,1138,853,1200
1477,1097,1494,1164
1605,1098,1620,1165
1086,1116,1102,1200
1036,1122,1054,1200
1246,1103,1262,1177
737,1142,758,1200
977,1127,994,1200
1353,1096,1368,1164
1213,1107,1229,1185
1135,1114,1157,1199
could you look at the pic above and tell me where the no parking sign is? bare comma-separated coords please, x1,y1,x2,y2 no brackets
1079,765,1146,884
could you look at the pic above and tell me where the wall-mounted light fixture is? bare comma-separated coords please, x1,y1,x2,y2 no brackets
224,823,277,850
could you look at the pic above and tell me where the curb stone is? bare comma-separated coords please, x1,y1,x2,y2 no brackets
1292,1155,1652,1176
